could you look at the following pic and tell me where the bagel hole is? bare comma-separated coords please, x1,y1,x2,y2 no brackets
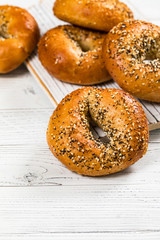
0,23,11,39
76,40,92,52
89,118,110,144
64,28,93,52
144,53,158,62
143,39,160,62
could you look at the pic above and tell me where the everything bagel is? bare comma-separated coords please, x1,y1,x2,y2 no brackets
103,20,160,102
47,87,149,176
53,0,134,32
38,25,111,85
0,5,39,73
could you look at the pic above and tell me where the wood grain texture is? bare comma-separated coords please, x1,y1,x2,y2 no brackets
0,186,160,236
1,233,160,240
0,185,160,240
0,65,52,109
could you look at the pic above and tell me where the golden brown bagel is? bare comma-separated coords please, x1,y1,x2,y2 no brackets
0,5,40,73
38,25,111,85
103,20,160,102
53,0,134,32
47,87,149,176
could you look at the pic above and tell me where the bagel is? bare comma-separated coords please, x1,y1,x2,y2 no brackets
0,5,40,73
38,25,111,85
47,87,149,176
53,0,134,32
103,20,160,102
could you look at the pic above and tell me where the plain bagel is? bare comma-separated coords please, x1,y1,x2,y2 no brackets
0,5,40,73
47,87,149,176
103,20,160,102
53,0,134,32
38,25,111,85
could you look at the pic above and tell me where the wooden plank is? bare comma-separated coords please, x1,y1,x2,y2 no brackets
0,186,160,236
0,109,52,145
0,65,52,110
1,232,160,240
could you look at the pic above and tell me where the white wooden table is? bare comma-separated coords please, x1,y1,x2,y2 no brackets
0,1,160,239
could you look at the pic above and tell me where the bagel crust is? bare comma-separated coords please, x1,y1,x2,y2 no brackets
53,0,134,32
47,87,149,176
0,5,40,73
38,25,111,85
103,20,160,102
